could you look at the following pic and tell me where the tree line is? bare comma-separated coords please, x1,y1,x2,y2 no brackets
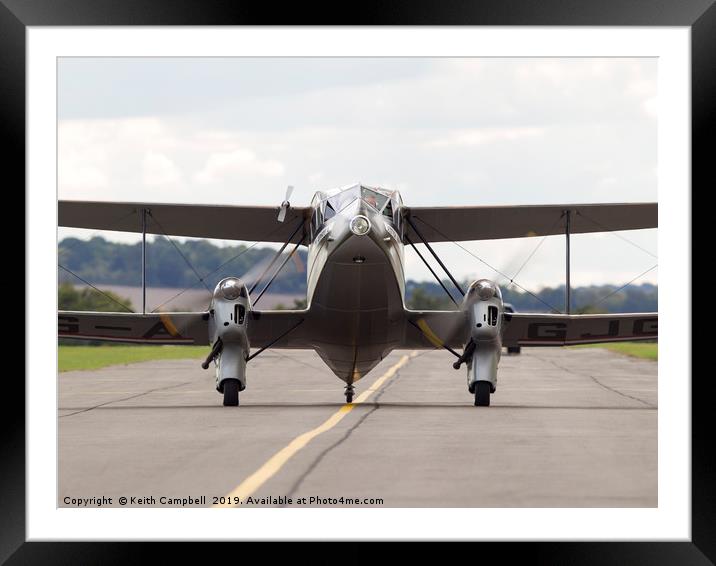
59,237,657,313
59,236,307,293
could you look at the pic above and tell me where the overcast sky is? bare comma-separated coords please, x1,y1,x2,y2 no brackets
58,57,657,290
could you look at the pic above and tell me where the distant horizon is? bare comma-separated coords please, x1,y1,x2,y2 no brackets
58,234,656,292
61,277,658,292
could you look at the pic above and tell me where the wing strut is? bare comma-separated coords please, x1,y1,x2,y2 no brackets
141,207,148,314
253,235,306,307
405,216,465,297
405,235,459,307
248,218,305,295
564,209,571,314
246,318,305,362
407,319,461,359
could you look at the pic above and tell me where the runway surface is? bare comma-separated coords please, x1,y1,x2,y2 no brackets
59,348,657,508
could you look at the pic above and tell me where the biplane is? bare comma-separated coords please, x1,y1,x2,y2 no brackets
58,183,657,406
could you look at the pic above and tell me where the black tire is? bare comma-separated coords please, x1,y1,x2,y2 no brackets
474,381,491,407
507,346,521,355
346,392,353,404
223,380,240,406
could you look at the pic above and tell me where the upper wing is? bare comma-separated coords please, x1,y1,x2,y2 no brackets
405,203,657,242
58,311,210,344
58,200,309,243
58,309,313,349
502,312,657,346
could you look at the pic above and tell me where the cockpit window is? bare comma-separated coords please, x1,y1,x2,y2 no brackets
320,185,396,221
361,187,395,219
361,187,388,211
326,189,359,218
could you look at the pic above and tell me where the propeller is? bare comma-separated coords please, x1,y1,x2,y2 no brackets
277,185,294,222
494,248,524,290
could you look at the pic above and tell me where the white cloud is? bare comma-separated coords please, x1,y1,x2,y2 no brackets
427,127,545,148
59,163,110,194
59,117,182,200
194,149,285,185
308,171,324,184
143,151,182,187
643,96,658,118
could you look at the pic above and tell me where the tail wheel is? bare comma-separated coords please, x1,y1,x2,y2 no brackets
474,381,491,407
223,380,240,406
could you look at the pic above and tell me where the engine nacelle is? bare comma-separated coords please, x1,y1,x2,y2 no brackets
208,277,251,392
463,278,504,342
461,279,504,393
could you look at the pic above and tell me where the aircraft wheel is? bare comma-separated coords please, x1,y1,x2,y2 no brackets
474,381,491,407
345,385,355,404
507,346,521,355
223,380,240,406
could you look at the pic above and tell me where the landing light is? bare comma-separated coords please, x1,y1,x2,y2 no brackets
350,215,371,236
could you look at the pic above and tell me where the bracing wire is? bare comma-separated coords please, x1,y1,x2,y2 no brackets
58,264,134,313
410,216,562,314
592,264,658,307
151,215,305,313
148,213,213,293
576,210,657,259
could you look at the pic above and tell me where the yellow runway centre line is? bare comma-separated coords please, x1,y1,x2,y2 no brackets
213,351,417,508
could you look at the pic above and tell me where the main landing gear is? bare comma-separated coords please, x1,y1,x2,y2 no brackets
344,384,355,404
222,379,240,407
473,381,491,407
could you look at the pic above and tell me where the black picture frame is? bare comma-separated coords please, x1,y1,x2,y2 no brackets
6,1,707,563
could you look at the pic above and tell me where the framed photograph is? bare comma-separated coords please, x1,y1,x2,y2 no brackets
7,0,708,563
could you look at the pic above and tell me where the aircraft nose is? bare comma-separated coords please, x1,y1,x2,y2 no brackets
349,214,372,236
344,200,385,236
348,200,382,233
326,198,389,249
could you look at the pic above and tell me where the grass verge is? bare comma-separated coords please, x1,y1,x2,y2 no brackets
59,341,658,372
571,342,657,361
58,345,208,372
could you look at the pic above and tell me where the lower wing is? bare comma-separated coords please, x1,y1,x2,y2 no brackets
401,310,468,349
58,310,312,349
401,310,657,349
58,311,210,344
502,312,657,346
58,310,657,350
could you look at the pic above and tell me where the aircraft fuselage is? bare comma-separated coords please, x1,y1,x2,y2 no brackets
303,185,408,383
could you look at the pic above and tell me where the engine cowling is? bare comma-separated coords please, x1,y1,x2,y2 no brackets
208,277,252,392
461,279,504,394
463,278,504,343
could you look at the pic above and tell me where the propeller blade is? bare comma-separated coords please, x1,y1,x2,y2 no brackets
239,253,278,290
277,185,294,222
